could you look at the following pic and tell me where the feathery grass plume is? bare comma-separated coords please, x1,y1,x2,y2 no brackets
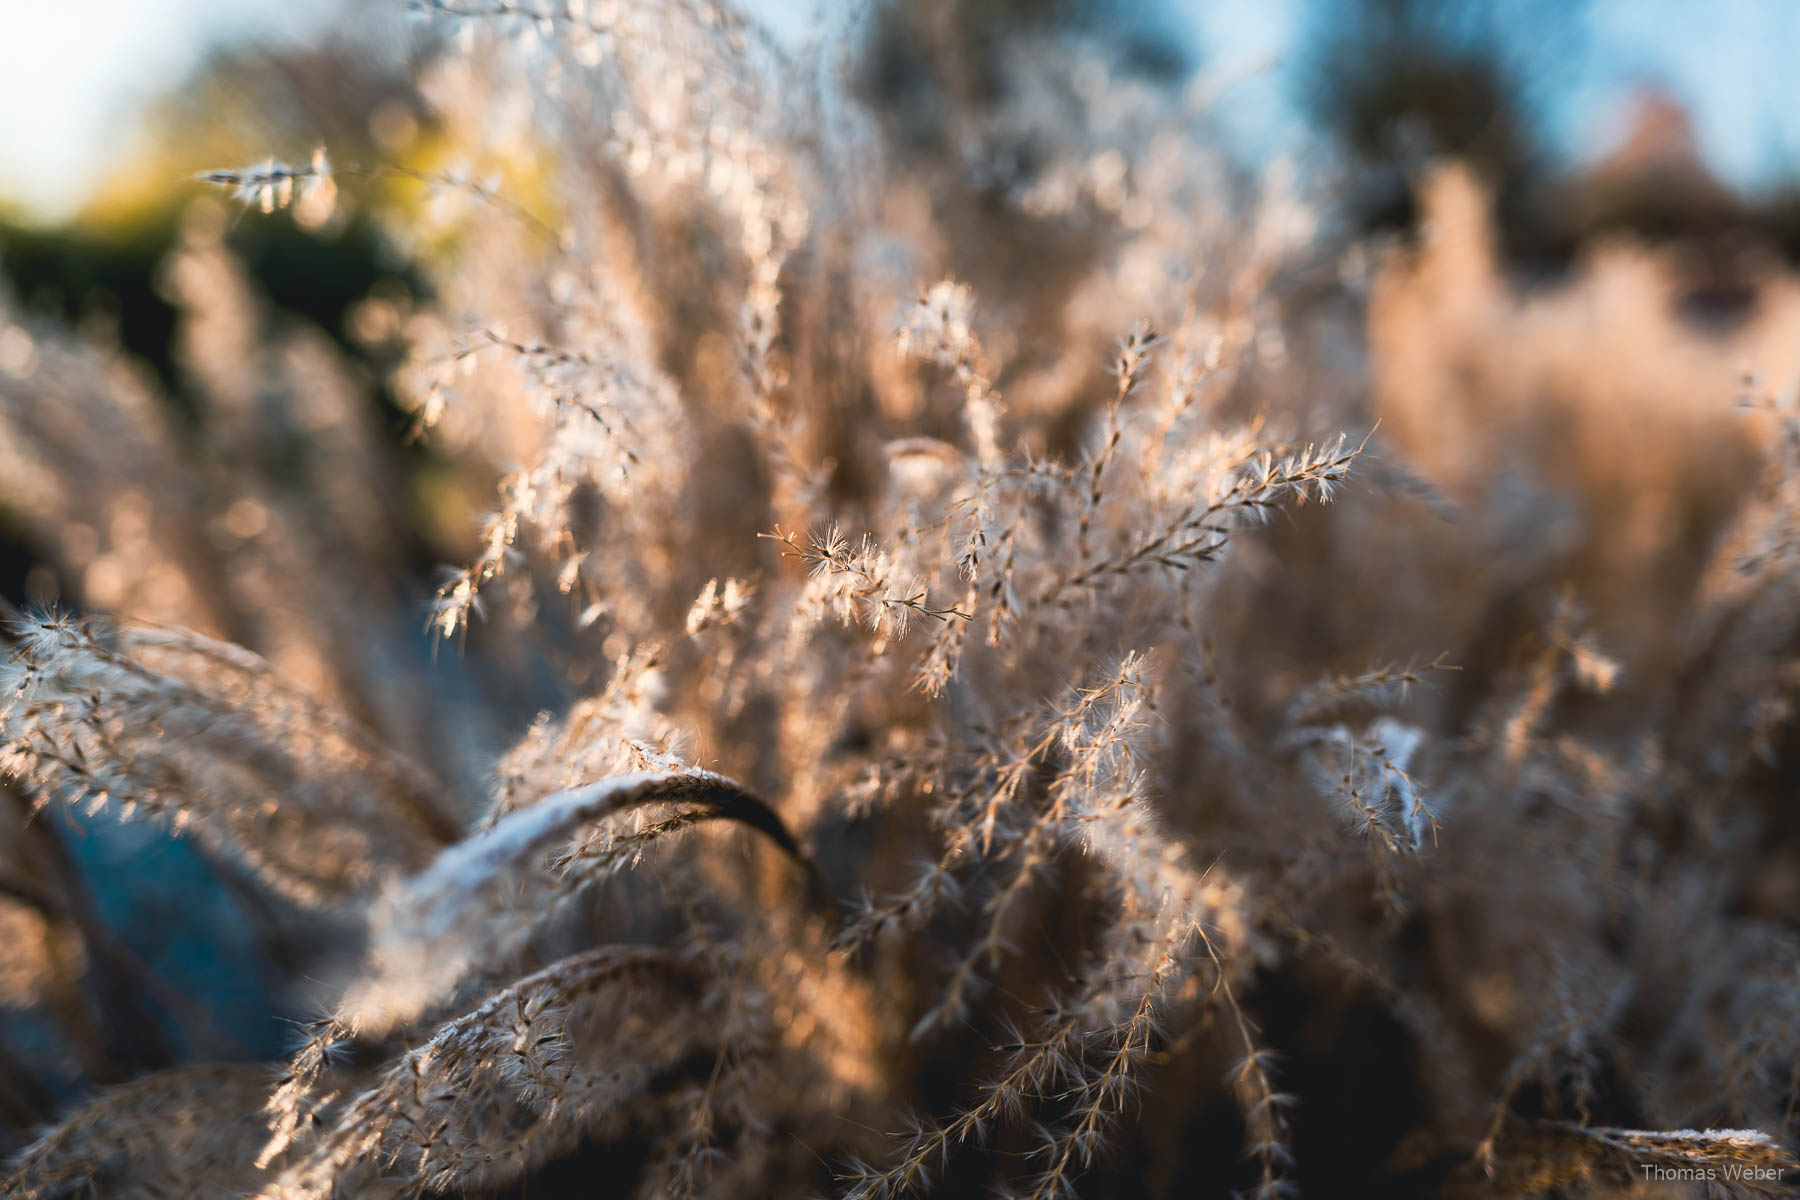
337,768,819,1034
1281,650,1460,728
1,611,459,906
199,148,335,219
420,321,693,642
4,1064,295,1199
257,946,720,1199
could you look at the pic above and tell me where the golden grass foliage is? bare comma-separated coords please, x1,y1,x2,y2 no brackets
2,3,1800,1197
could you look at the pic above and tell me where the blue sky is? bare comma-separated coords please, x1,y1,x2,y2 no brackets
1552,0,1800,184
0,0,1795,220
1180,0,1800,190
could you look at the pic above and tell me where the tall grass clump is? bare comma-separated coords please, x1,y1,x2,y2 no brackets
2,2,1799,1197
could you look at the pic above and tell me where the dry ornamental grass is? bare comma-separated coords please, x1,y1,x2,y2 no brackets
1,2,1800,1197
